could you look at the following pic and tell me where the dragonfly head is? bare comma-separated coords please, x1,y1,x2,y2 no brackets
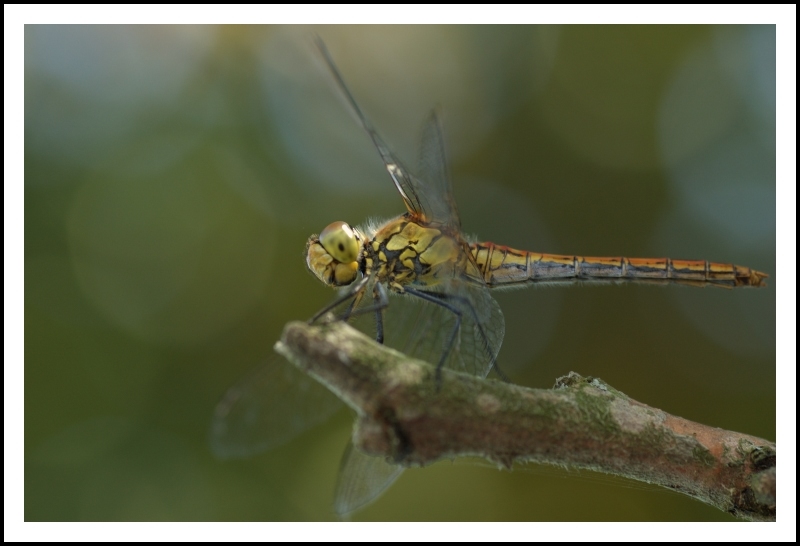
306,221,363,287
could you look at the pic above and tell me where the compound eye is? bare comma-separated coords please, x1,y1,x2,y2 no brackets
319,221,359,263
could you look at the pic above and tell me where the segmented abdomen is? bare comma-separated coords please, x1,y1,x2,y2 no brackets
469,242,767,288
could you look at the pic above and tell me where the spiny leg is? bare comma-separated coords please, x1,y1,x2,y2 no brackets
337,282,389,344
340,289,362,322
309,275,371,324
446,291,507,381
406,288,508,382
374,283,386,345
403,287,463,389
336,280,389,322
309,276,390,347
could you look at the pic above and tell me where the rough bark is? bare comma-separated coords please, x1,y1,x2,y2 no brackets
275,320,776,522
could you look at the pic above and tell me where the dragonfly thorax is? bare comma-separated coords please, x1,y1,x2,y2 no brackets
363,215,465,292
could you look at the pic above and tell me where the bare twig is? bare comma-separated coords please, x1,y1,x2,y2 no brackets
276,320,776,521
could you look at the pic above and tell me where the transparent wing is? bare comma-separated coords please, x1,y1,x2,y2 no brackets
416,109,461,230
315,38,458,227
333,440,405,517
384,280,505,379
342,270,504,379
331,272,504,513
209,353,343,460
208,279,372,460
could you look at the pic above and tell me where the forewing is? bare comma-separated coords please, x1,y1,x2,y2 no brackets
209,354,343,460
416,109,462,229
317,39,461,228
315,37,425,218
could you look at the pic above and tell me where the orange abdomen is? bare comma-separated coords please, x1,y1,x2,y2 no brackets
470,242,767,289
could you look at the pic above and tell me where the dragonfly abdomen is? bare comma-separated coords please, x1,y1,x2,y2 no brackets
469,242,767,289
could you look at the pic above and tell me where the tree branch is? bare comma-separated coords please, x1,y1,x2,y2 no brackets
275,320,776,521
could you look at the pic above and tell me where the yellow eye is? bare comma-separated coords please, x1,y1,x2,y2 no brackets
319,221,359,263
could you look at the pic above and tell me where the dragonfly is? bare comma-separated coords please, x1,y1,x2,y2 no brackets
210,38,768,517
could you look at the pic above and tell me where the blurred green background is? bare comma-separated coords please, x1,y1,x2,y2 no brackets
25,25,775,521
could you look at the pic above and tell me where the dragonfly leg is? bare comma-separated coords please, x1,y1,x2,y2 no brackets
374,283,386,345
336,282,390,345
335,281,389,321
374,309,384,345
435,291,508,381
341,295,360,322
309,275,371,324
403,287,463,389
312,276,390,347
404,288,508,383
